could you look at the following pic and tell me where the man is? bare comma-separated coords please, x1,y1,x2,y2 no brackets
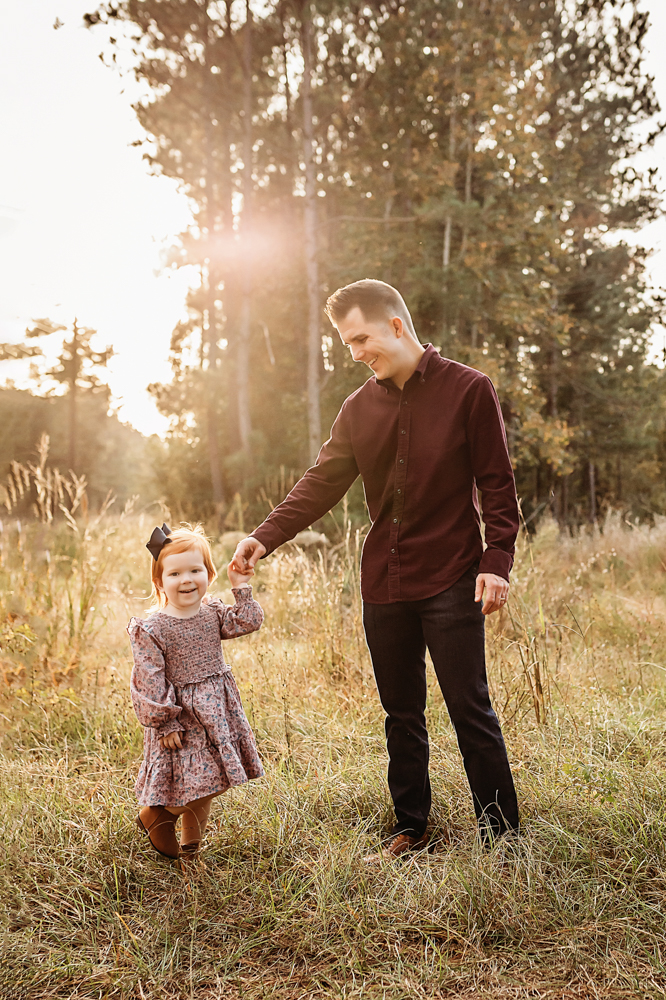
232,279,520,860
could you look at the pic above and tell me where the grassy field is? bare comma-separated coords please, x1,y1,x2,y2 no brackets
1,504,666,999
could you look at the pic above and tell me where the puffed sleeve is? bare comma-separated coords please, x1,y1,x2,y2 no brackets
208,588,264,639
127,619,185,737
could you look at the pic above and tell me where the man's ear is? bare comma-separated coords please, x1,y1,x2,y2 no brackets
391,316,404,338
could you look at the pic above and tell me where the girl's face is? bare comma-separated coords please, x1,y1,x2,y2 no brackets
158,547,212,615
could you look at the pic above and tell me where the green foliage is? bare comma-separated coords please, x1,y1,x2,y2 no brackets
82,0,666,530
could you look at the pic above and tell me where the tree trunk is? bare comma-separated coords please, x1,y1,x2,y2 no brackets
548,329,559,420
281,16,295,191
588,460,597,524
237,0,253,455
443,55,460,273
300,3,322,466
471,322,478,349
442,218,452,269
68,320,79,472
547,300,561,527
459,117,473,260
202,6,224,507
221,2,234,235
68,379,77,473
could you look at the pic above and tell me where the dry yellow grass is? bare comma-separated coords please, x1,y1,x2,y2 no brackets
0,509,665,998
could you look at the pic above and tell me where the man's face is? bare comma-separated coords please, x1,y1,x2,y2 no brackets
337,306,405,383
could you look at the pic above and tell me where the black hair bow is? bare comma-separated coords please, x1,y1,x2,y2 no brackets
146,523,173,561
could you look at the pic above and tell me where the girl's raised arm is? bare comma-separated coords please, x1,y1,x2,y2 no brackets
128,621,185,737
210,587,264,640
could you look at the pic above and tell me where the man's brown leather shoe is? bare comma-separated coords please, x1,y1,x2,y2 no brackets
363,831,430,864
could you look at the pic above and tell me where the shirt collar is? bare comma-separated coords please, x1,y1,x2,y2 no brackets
376,343,438,390
416,343,438,378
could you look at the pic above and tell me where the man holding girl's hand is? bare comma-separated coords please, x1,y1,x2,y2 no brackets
233,279,520,862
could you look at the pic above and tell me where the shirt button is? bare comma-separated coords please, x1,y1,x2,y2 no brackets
402,401,408,406
393,518,398,523
391,548,395,553
397,489,401,494
399,459,404,464
420,377,425,384
401,430,406,435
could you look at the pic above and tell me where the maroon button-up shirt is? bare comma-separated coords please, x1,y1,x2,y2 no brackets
252,345,519,604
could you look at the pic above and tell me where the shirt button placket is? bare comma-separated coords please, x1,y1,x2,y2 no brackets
389,397,410,601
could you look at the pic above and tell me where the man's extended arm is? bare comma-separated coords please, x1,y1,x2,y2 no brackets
233,401,359,571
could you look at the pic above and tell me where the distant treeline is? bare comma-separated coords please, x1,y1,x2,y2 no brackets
0,388,149,512
13,0,666,529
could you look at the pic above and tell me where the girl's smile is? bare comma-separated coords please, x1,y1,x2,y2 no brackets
158,549,212,618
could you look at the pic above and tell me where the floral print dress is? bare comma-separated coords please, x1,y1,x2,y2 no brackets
127,587,264,808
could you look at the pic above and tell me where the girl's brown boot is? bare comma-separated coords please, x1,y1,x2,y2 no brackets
136,806,179,859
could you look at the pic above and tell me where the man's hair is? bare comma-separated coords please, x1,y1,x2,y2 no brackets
324,279,415,334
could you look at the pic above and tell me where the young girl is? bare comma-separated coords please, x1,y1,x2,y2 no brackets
127,523,264,860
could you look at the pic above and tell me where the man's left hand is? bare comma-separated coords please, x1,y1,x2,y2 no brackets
475,573,509,615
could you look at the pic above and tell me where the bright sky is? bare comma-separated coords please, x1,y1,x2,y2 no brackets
0,0,196,436
0,1,665,437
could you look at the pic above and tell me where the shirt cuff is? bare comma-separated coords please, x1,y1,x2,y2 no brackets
251,523,290,557
153,719,185,738
478,548,513,582
231,586,253,600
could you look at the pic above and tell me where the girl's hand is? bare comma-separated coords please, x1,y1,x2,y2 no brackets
159,731,183,751
227,559,254,589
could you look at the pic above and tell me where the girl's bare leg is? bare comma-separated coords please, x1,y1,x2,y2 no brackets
180,797,212,847
165,794,215,847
